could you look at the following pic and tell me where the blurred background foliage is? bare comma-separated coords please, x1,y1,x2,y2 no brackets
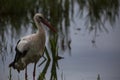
0,0,119,31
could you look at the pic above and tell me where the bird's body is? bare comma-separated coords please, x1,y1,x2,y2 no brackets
9,13,56,80
13,32,45,71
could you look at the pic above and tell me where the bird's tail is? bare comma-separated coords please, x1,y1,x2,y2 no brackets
9,62,20,73
9,62,15,68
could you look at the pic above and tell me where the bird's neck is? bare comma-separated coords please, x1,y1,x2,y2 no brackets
35,21,45,35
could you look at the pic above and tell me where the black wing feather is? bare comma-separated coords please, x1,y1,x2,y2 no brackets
9,39,28,68
14,40,28,62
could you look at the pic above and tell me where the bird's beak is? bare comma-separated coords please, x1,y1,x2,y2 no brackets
41,18,57,33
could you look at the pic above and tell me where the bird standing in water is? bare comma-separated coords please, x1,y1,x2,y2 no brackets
9,13,57,80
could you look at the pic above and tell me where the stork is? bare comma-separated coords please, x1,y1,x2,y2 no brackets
9,13,57,80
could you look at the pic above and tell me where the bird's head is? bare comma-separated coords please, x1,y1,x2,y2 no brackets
34,13,57,33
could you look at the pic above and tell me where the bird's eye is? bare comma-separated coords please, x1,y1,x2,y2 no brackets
39,16,43,20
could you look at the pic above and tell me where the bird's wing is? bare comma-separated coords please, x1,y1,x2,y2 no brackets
14,39,30,62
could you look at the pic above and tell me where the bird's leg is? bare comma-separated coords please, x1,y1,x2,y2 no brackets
33,63,36,80
25,67,28,80
38,55,46,67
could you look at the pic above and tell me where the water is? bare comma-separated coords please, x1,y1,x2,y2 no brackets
61,12,120,80
0,0,120,80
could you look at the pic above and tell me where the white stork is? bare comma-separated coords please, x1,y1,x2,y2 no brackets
9,13,57,80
